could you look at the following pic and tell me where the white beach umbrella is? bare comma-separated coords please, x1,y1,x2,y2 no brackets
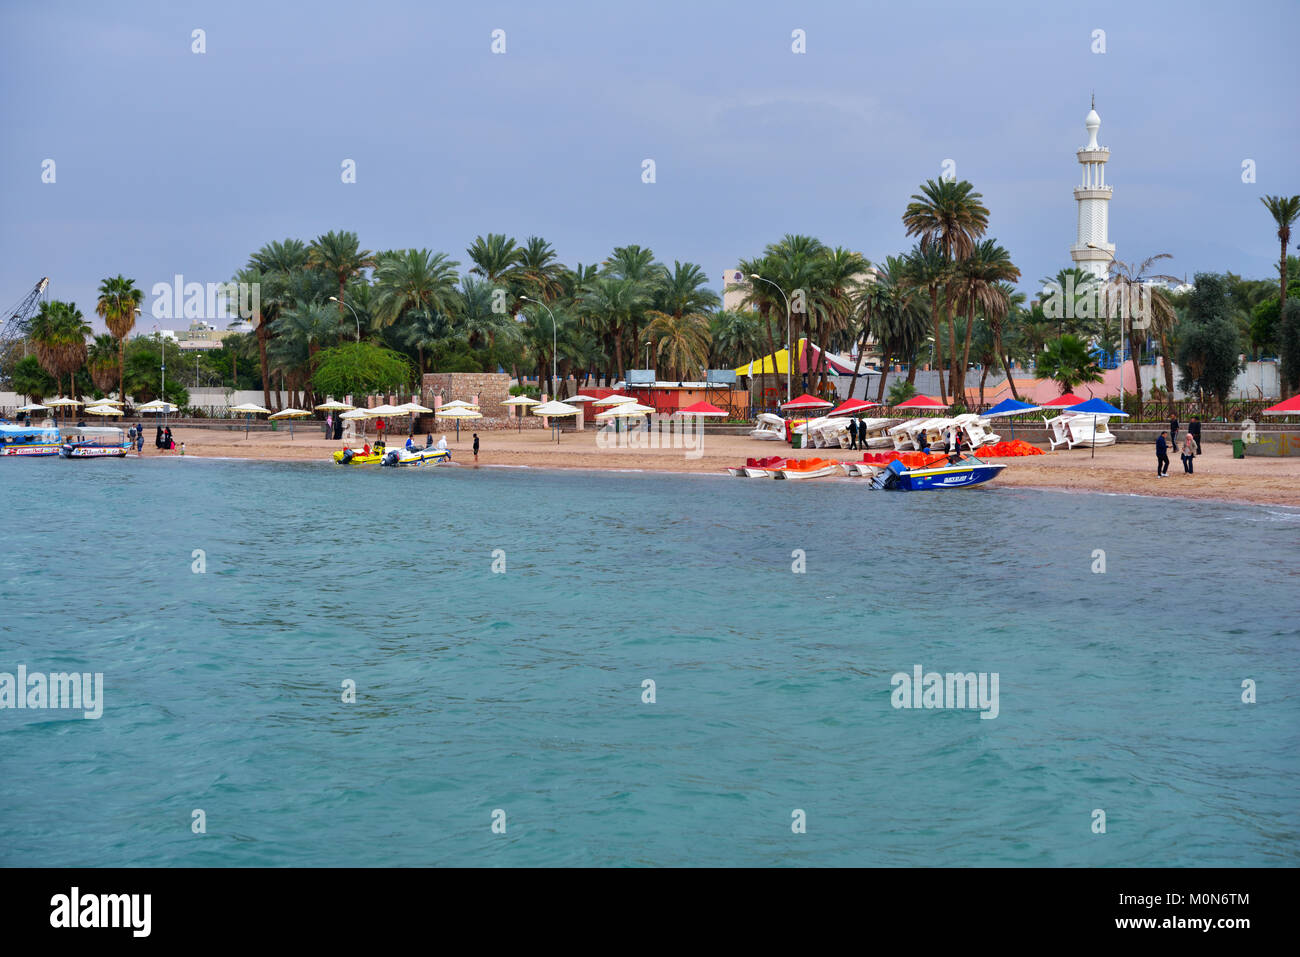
84,405,122,416
436,405,482,440
531,400,580,442
397,402,434,413
592,394,637,406
439,399,480,411
229,402,270,439
567,394,599,403
138,399,177,412
89,397,125,406
339,408,378,419
314,400,354,412
594,402,655,418
17,403,50,412
269,408,312,440
503,395,539,432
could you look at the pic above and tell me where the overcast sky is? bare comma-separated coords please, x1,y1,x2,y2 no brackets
2,0,1296,331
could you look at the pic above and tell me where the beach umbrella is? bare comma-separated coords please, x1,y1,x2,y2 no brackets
229,402,271,439
1041,392,1087,409
568,394,599,403
595,402,653,436
781,393,833,411
84,404,121,417
438,399,480,411
314,400,354,411
828,398,881,416
269,408,311,440
1064,397,1129,459
531,400,580,442
592,393,637,406
893,394,948,411
89,397,125,406
44,396,82,421
1262,395,1300,415
503,395,540,432
395,402,434,436
676,400,727,417
339,407,379,440
17,402,49,413
434,404,482,441
982,398,1041,438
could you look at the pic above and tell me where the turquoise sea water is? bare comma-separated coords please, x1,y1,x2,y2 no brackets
1,456,1297,867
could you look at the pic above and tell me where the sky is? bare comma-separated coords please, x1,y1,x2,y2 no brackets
1,0,1296,333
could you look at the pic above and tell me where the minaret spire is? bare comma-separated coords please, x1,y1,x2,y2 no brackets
1070,99,1114,280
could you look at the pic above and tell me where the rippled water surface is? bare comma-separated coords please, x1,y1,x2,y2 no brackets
1,457,1297,866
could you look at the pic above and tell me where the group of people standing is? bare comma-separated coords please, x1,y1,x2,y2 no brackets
122,424,178,454
844,419,873,450
322,415,344,441
1156,415,1201,476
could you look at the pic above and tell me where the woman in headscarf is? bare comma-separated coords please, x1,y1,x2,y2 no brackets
155,425,164,449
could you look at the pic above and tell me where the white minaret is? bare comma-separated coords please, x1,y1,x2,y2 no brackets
1070,95,1114,279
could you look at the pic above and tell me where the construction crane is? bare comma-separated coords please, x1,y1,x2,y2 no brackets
1,278,50,378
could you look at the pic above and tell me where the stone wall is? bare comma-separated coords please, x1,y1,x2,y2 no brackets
421,373,510,414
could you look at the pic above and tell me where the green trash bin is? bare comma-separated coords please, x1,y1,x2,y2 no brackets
791,433,804,449
1232,438,1244,459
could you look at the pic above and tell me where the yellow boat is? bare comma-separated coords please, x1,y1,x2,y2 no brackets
332,443,386,465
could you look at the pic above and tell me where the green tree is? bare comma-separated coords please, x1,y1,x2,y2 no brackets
28,300,90,398
95,275,143,401
1036,334,1104,394
1176,317,1242,412
372,249,461,331
10,354,55,401
1279,299,1300,396
308,230,374,322
1260,195,1300,315
87,333,121,395
311,341,411,402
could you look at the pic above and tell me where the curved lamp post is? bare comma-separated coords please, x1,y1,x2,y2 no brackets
750,274,792,402
328,296,362,341
520,296,557,394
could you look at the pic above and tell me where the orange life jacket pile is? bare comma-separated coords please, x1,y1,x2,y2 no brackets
974,440,1044,457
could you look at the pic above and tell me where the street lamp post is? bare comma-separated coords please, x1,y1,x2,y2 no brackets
750,274,792,403
1087,243,1131,405
644,340,651,370
328,296,362,341
520,296,558,395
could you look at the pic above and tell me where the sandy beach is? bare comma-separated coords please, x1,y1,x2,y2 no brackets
152,426,1300,507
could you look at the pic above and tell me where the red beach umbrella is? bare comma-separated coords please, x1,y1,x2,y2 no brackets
1040,392,1087,408
1262,395,1300,415
677,400,728,417
828,398,881,416
893,395,948,410
782,393,833,411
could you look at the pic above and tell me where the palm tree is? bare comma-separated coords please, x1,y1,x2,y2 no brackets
1036,334,1104,394
395,309,452,376
95,275,143,401
1103,253,1180,405
709,310,764,368
809,247,869,392
271,301,339,407
953,241,1019,405
371,249,461,330
646,311,711,381
242,238,310,409
87,333,121,395
863,256,930,403
466,233,525,315
580,276,649,380
28,300,90,398
989,284,1027,401
517,236,566,303
1261,195,1300,314
308,230,374,321
902,178,990,400
901,244,949,399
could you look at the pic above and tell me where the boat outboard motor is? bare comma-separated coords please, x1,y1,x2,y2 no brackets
341,448,355,464
381,448,401,467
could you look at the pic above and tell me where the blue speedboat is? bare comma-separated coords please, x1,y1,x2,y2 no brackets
872,455,1005,490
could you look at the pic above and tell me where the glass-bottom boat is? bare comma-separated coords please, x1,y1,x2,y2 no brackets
0,424,62,456
59,426,131,458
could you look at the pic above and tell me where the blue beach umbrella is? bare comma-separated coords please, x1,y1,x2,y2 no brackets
1065,397,1129,458
983,398,1040,438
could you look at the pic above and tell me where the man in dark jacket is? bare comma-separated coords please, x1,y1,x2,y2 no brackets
1189,416,1202,454
1156,431,1170,476
1169,415,1179,449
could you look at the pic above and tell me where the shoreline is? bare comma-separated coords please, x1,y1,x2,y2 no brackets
124,427,1300,508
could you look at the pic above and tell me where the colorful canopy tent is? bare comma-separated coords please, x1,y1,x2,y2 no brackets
1262,395,1300,415
828,398,881,416
893,395,948,411
1064,397,1129,459
733,338,857,377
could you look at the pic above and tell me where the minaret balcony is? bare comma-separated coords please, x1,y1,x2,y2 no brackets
1073,186,1113,199
1076,147,1110,157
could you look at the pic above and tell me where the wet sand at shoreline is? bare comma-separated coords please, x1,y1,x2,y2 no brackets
144,425,1300,507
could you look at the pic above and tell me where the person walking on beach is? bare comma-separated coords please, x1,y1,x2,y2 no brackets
155,425,164,449
135,429,144,455
1180,431,1197,474
324,414,332,439
472,432,480,461
1169,414,1179,449
1189,416,1202,454
1156,431,1170,476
